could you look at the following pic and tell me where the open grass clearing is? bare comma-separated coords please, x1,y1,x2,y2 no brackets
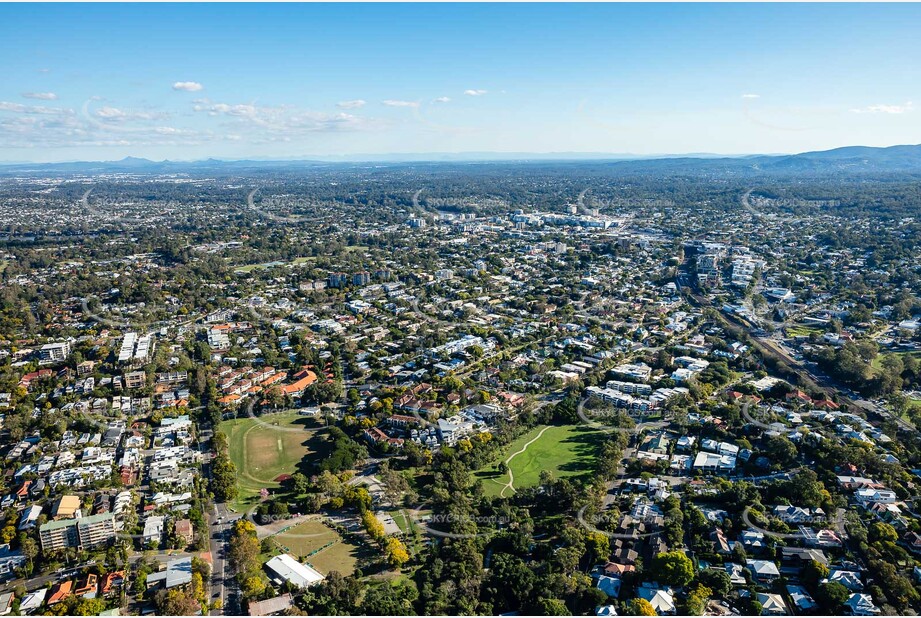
267,519,370,577
223,411,330,510
472,424,603,497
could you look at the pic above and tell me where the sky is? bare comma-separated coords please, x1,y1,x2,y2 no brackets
2,3,921,162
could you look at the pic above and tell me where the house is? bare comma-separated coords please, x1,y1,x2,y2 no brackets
174,518,194,546
756,592,789,615
101,571,126,596
637,584,675,615
740,529,767,551
248,593,294,616
47,580,73,605
855,488,897,504
773,505,820,524
602,562,635,577
0,545,26,579
781,546,828,567
725,563,747,586
693,450,736,473
747,559,780,582
786,585,817,613
596,575,621,598
74,573,98,598
264,553,324,588
146,556,193,590
18,504,42,530
143,515,165,546
0,591,12,616
710,528,731,554
18,588,48,613
800,527,843,548
844,593,880,616
825,570,863,591
596,605,618,617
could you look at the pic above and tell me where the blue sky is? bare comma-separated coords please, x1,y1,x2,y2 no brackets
2,3,920,161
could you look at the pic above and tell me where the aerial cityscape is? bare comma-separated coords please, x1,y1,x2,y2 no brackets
2,2,921,617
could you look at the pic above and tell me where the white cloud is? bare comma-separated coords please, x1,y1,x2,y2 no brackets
22,92,58,101
381,99,419,108
192,99,372,134
741,94,760,99
0,101,72,115
93,106,165,122
850,101,913,114
433,96,451,104
464,89,487,96
337,99,366,109
154,126,189,135
172,81,204,92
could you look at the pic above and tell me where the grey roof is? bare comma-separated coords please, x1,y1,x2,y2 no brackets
146,556,193,589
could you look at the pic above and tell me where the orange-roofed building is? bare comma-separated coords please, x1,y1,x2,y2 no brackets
281,369,318,396
74,573,98,598
261,372,286,387
47,581,73,605
101,571,125,596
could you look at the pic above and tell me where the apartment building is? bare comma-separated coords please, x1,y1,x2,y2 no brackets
39,513,116,552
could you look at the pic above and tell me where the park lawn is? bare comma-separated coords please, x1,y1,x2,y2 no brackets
391,509,414,534
267,519,369,577
786,324,824,337
472,424,603,497
222,412,329,510
871,351,921,372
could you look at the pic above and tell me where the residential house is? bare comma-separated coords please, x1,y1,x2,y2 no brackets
248,594,294,616
146,557,193,590
47,581,73,606
637,584,675,615
844,594,880,616
0,545,26,579
756,592,789,616
747,559,780,582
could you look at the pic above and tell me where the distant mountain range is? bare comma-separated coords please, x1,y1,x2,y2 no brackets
3,144,921,175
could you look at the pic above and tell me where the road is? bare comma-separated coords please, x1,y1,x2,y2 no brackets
209,502,241,615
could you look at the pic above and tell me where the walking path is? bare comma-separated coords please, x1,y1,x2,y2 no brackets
499,425,551,497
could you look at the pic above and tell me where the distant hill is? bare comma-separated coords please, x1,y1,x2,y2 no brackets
3,144,921,176
754,144,921,172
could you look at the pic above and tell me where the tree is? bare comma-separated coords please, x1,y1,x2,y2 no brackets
869,521,898,544
483,553,537,613
803,559,829,588
628,598,657,616
816,581,850,612
158,589,201,616
649,551,694,588
360,578,417,614
385,537,409,569
70,598,107,616
229,519,261,575
242,575,266,598
684,584,712,616
291,472,309,495
362,510,384,541
698,569,731,597
534,597,570,616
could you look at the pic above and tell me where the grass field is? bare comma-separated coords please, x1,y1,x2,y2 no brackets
472,424,603,497
267,519,369,576
222,412,329,510
871,351,921,372
785,324,824,337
